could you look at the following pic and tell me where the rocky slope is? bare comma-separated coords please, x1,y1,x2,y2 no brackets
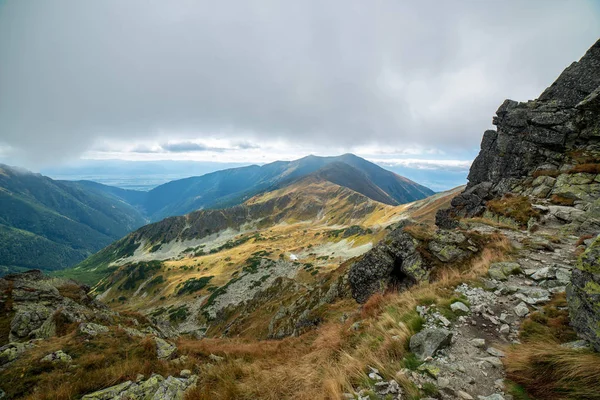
64,182,460,341
0,270,199,400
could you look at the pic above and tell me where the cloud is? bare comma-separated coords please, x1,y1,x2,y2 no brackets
0,0,599,167
160,141,225,153
374,158,473,171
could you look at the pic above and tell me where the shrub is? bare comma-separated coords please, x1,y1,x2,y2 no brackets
487,195,539,227
176,276,214,296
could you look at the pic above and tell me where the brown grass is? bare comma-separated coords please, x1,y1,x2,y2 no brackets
568,163,600,174
505,341,600,399
56,283,86,303
503,293,600,400
486,195,540,227
0,329,186,400
402,223,434,241
576,234,595,247
533,169,561,178
550,194,576,206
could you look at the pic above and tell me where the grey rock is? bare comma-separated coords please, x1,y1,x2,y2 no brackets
478,395,505,400
81,373,197,400
41,350,72,363
488,262,521,281
567,234,600,351
209,353,224,362
470,338,486,348
349,226,427,303
409,328,452,360
451,302,470,313
79,322,109,337
560,340,590,350
155,338,177,360
458,391,474,400
486,347,505,357
514,302,530,317
180,369,192,378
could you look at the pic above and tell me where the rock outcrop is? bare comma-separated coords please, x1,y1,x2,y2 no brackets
0,270,116,343
349,225,425,304
567,234,600,351
80,373,197,400
437,39,600,229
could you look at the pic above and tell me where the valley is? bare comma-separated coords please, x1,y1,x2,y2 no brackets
0,6,599,400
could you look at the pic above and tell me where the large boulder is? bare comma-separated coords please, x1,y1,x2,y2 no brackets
409,328,453,360
348,226,426,304
567,234,600,351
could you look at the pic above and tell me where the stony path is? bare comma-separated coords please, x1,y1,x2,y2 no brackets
348,218,581,400
396,223,578,400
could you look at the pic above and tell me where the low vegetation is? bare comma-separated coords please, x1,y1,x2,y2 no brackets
504,293,600,400
486,194,540,227
176,276,214,296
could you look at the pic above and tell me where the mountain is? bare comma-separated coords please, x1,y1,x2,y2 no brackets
0,165,148,274
0,155,432,275
142,154,434,220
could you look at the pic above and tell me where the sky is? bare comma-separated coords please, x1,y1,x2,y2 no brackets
1,0,599,190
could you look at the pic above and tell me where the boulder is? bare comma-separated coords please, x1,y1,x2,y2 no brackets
427,230,470,263
450,302,470,313
567,234,600,351
155,337,177,360
488,262,521,281
349,226,426,303
0,341,36,367
41,350,72,363
514,302,530,317
79,322,109,337
409,328,452,360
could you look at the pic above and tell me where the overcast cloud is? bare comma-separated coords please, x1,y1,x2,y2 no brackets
0,0,599,168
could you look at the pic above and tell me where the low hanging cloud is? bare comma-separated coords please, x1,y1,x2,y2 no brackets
0,1,599,167
160,141,226,153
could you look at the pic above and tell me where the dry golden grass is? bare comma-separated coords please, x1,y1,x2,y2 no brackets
505,341,600,399
576,234,595,247
503,293,600,400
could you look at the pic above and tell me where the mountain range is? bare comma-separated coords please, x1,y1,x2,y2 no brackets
0,154,434,275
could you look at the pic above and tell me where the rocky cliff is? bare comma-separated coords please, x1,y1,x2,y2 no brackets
437,38,600,231
567,234,600,351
